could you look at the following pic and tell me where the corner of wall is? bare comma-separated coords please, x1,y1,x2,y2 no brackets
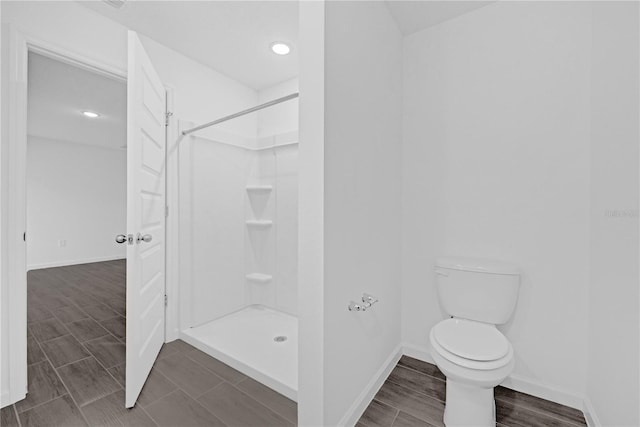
582,397,602,427
337,345,402,427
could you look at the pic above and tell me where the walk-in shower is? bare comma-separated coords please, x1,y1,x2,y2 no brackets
177,93,299,400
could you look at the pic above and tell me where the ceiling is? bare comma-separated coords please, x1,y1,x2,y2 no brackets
386,1,494,35
75,1,491,90
78,0,299,91
28,53,127,149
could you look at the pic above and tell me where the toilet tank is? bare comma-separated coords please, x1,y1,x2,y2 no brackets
435,257,520,325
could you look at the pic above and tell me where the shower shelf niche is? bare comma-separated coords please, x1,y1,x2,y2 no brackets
246,185,273,193
246,273,273,283
246,219,273,228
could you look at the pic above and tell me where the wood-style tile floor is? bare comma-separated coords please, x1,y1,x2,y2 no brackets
357,356,588,427
0,260,297,427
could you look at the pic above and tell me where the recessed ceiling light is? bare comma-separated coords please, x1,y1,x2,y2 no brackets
82,111,99,118
271,42,291,56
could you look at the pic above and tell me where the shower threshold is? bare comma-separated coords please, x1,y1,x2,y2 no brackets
180,305,298,401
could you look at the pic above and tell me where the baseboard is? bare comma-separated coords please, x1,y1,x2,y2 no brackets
402,342,434,364
501,374,584,410
337,344,403,427
582,397,602,427
1,389,25,409
27,255,125,271
1,390,10,408
401,343,585,411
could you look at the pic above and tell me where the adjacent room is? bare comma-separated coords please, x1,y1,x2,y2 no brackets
1,1,637,427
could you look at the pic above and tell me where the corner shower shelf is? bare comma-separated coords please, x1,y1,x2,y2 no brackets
246,273,272,283
246,185,273,193
246,219,273,228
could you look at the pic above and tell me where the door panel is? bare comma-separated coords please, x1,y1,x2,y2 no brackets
126,30,167,408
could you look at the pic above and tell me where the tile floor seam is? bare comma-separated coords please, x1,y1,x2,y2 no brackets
224,381,294,425
189,376,229,401
181,351,234,386
374,383,445,426
73,342,125,401
384,375,446,404
238,386,297,425
15,358,68,412
389,406,400,426
494,391,585,418
51,355,94,371
494,397,585,427
36,319,87,422
15,391,70,415
27,336,47,366
138,370,182,408
146,389,229,427
80,335,125,370
396,364,446,384
13,405,23,427
137,403,160,427
26,342,93,427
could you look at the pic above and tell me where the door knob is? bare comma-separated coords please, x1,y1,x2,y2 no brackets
115,234,127,244
137,233,153,243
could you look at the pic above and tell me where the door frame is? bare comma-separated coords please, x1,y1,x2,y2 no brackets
3,27,177,407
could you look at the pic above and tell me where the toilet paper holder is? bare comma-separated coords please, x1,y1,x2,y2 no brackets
348,293,379,312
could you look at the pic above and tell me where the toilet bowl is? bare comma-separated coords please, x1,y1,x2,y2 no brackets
430,257,520,427
429,318,514,426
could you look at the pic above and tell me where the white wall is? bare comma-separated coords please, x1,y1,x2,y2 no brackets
181,78,299,325
182,136,251,327
587,2,639,426
0,0,260,405
297,2,326,423
402,1,592,405
0,7,8,406
323,1,403,424
26,137,126,269
257,78,299,139
255,79,299,315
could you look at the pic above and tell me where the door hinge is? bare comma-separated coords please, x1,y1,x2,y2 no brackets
23,231,26,242
165,111,173,127
164,295,168,307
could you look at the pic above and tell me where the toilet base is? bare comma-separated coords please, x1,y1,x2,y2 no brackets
443,379,495,427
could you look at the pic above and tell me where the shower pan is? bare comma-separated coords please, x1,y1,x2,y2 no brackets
178,94,299,400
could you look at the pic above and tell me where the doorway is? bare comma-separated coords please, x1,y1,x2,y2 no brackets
22,52,128,413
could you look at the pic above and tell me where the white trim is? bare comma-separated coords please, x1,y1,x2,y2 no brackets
177,121,194,331
402,342,435,364
179,329,297,402
5,27,128,407
582,397,602,427
6,25,29,408
337,345,403,427
400,343,586,411
19,30,126,82
164,86,179,342
27,256,125,271
501,373,584,410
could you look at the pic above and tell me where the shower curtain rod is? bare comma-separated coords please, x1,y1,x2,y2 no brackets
181,92,299,136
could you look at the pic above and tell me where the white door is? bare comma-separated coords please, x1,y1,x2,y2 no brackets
125,31,167,408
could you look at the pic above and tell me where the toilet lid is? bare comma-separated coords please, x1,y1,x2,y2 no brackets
433,318,509,362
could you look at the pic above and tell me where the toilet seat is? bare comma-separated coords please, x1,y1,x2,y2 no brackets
430,319,513,371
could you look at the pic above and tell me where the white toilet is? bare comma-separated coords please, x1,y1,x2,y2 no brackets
429,257,520,427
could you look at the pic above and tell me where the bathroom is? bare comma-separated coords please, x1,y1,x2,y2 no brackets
0,1,638,427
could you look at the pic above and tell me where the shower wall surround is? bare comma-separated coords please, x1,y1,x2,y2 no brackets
182,79,299,328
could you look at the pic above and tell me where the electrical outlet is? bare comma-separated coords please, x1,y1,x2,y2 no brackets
58,239,66,247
